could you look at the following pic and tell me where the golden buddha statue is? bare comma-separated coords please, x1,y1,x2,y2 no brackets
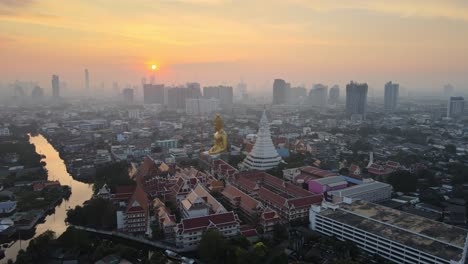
208,113,228,155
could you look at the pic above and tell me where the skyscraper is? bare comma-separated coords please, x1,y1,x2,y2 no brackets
289,86,307,104
122,88,134,104
167,87,187,110
384,81,399,113
444,84,454,98
236,81,247,100
186,82,202,98
328,85,340,105
346,81,368,120
272,79,288,105
31,86,44,99
203,86,233,109
309,84,328,109
52,74,60,98
143,84,165,104
84,68,89,91
447,97,465,118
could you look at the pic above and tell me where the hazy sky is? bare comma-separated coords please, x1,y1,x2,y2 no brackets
1,0,468,94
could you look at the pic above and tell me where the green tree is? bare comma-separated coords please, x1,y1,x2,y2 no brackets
147,251,167,264
387,170,417,193
445,144,457,154
66,198,117,230
93,161,134,193
16,230,56,264
272,223,288,242
198,229,227,264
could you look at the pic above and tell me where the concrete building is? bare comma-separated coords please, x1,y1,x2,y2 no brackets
180,184,227,218
167,87,187,110
174,211,241,250
289,86,307,104
310,84,328,109
447,96,465,118
185,98,219,116
122,88,134,104
329,85,340,105
84,68,89,91
232,171,323,222
240,110,282,171
384,81,399,112
203,85,233,109
156,139,178,149
346,81,368,120
143,84,164,105
328,181,392,203
272,79,289,105
308,176,348,194
31,86,44,99
52,74,60,98
310,200,468,264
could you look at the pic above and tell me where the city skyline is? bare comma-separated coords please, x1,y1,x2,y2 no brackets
1,0,468,93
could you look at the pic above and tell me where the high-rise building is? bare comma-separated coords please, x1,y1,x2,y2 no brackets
444,84,454,98
84,68,89,91
203,86,233,109
384,81,399,112
122,88,134,104
186,82,202,98
328,85,340,105
240,110,282,171
143,84,165,104
236,81,247,100
52,75,60,98
309,84,328,109
447,96,465,118
167,87,187,110
346,81,368,120
31,86,44,98
272,79,288,105
289,86,307,104
185,98,220,115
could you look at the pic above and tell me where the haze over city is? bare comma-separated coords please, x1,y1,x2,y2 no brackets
1,0,468,95
2,1,468,264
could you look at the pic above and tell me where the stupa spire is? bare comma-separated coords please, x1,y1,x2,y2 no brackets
240,110,282,171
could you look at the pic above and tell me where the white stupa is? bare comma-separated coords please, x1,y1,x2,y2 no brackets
240,110,282,171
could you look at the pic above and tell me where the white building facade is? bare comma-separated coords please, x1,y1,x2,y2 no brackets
310,200,468,264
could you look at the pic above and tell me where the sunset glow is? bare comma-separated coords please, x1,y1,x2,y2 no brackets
0,0,467,92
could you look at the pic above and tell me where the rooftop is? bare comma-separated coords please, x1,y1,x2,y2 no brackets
320,200,468,261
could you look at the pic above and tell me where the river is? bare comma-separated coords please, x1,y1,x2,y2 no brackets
2,134,94,263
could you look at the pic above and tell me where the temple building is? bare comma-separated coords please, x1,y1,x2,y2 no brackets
240,110,282,171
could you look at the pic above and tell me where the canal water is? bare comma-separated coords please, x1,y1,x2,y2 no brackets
2,134,94,262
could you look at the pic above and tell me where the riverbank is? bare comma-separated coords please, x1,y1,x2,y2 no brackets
1,134,94,263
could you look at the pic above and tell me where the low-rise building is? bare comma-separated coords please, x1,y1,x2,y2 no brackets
174,211,241,250
310,200,468,264
180,184,226,218
328,181,392,203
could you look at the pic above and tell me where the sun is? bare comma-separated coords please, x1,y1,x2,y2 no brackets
151,64,157,70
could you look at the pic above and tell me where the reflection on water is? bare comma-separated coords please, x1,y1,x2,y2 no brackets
2,134,93,263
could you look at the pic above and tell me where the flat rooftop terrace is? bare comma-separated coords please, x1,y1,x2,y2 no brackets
320,200,468,262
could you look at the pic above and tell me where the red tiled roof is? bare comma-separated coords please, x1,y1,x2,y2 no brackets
115,185,135,194
126,183,149,213
258,187,286,208
299,166,338,178
179,211,239,232
222,185,262,214
287,195,322,208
